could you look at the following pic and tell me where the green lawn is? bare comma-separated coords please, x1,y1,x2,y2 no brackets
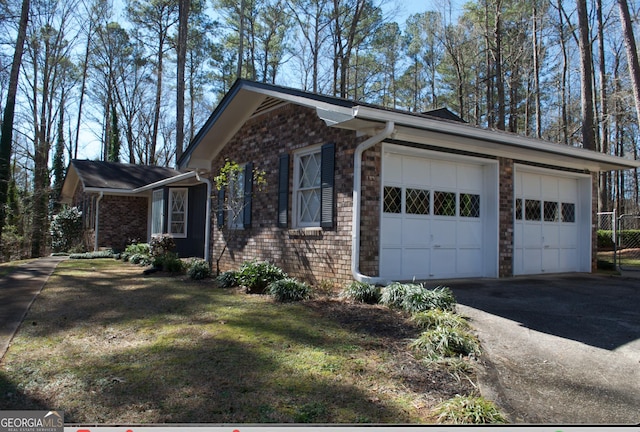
0,259,475,423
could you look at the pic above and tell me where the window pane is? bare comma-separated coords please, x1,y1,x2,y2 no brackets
383,186,402,213
299,152,321,188
169,189,187,235
525,200,541,221
434,191,456,216
544,201,559,222
152,190,164,235
460,193,480,218
515,198,523,220
406,188,429,215
299,189,320,223
562,203,575,223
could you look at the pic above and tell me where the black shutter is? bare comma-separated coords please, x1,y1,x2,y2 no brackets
217,188,225,228
320,142,335,229
243,162,253,228
278,154,289,228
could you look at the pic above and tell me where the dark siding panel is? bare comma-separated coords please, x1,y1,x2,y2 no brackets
174,184,206,258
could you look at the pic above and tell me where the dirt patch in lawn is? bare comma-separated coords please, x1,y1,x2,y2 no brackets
0,259,478,424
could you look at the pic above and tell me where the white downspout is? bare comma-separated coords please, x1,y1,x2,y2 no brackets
195,171,212,262
94,192,104,252
352,121,395,284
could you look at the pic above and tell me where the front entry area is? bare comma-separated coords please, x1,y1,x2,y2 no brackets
379,145,498,280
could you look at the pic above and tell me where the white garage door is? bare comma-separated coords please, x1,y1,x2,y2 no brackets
380,150,495,280
514,169,586,275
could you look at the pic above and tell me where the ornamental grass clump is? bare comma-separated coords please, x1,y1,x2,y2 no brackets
411,309,468,330
340,281,381,304
410,325,480,359
216,270,239,288
268,278,312,302
380,282,415,309
381,282,456,313
434,395,506,424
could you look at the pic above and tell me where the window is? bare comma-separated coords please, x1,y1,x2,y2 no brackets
434,191,456,216
151,189,164,235
168,188,187,237
383,186,402,213
293,148,322,227
406,188,430,215
562,203,576,223
515,198,523,220
460,193,480,218
544,201,559,222
525,199,541,221
228,167,245,229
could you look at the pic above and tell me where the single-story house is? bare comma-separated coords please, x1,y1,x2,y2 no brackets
62,79,640,285
178,79,639,285
60,159,211,258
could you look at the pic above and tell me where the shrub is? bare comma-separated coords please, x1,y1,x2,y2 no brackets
129,253,152,266
238,260,287,293
268,278,312,302
380,282,414,309
597,230,615,250
125,242,150,256
216,270,239,288
149,235,176,259
381,283,456,312
412,309,469,330
434,395,506,424
69,250,115,259
340,281,381,304
50,206,83,253
187,258,211,280
402,286,456,312
410,326,480,358
155,252,184,273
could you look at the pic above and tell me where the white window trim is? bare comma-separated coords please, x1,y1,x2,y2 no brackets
151,189,164,235
168,188,188,238
292,145,322,228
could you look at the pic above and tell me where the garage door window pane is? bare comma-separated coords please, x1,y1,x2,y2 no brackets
562,203,575,223
460,193,480,218
515,198,523,220
406,188,430,215
434,191,456,216
383,186,402,213
525,200,541,221
544,201,559,222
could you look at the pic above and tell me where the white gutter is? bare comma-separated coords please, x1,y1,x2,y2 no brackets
94,192,104,252
352,121,395,285
195,171,212,263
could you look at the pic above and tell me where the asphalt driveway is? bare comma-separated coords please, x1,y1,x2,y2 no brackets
449,274,640,424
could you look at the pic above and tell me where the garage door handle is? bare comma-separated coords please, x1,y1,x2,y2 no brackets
544,245,550,249
434,244,441,248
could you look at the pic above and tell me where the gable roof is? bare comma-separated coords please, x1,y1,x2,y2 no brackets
60,160,191,203
71,160,183,190
178,79,640,172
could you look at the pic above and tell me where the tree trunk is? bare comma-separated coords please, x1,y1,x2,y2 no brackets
617,0,640,131
597,0,609,211
0,0,30,244
176,0,190,164
576,0,596,151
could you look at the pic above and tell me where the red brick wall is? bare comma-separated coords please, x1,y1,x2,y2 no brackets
359,143,382,276
209,104,364,286
499,158,514,277
97,195,149,251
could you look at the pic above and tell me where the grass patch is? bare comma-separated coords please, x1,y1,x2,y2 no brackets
0,259,475,423
0,259,36,278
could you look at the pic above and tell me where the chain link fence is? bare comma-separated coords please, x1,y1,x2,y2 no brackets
597,211,640,271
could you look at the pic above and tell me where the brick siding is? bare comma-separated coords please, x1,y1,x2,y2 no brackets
498,158,515,277
98,195,148,251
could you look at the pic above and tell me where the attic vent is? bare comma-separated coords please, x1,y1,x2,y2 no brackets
251,96,287,118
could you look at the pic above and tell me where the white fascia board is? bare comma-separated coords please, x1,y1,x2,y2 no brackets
351,106,640,172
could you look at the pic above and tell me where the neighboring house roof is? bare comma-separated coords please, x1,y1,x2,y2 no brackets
60,160,191,203
178,79,640,173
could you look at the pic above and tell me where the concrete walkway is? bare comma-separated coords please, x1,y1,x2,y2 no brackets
0,256,67,360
